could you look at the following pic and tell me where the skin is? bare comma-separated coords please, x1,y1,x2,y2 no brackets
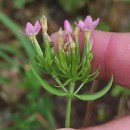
50,30,130,130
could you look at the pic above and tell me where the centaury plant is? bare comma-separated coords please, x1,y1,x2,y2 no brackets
23,15,113,128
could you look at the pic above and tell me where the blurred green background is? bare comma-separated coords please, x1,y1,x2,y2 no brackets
0,0,130,130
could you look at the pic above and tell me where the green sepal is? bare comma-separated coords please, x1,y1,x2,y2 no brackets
44,36,52,65
75,38,80,67
58,46,72,77
87,71,99,82
85,31,90,59
58,46,67,69
75,75,113,101
81,31,90,67
81,59,91,78
87,67,100,78
30,59,68,96
33,37,43,57
51,49,62,69
81,38,87,66
53,53,70,78
86,67,100,82
65,51,71,66
71,50,77,76
33,37,44,64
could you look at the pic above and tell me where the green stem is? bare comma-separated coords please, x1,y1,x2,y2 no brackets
65,96,72,128
65,82,75,128
53,76,68,92
74,82,85,94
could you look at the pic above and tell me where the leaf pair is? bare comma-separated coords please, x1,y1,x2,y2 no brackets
30,59,113,101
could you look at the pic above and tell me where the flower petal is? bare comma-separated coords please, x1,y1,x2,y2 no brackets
84,16,93,30
74,21,78,27
85,15,92,24
78,20,85,28
92,18,100,30
64,20,73,33
25,22,35,35
75,20,85,30
34,21,41,34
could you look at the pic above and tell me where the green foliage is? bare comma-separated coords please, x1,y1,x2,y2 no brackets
97,108,107,122
0,76,10,85
13,0,34,9
96,22,110,31
6,70,55,130
75,75,113,101
30,16,113,107
0,43,19,86
7,96,55,130
13,0,27,8
111,85,130,97
0,12,55,129
0,12,34,59
58,0,86,14
115,0,130,2
0,50,17,68
30,59,68,96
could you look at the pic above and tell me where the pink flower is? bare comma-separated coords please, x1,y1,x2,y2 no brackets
64,20,73,33
25,21,41,36
75,15,99,31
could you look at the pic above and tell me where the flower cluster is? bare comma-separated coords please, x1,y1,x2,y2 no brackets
23,15,113,128
25,15,99,35
24,16,99,52
63,16,99,50
24,15,100,85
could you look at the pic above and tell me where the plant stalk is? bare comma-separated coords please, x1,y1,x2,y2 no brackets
65,82,75,128
65,96,72,128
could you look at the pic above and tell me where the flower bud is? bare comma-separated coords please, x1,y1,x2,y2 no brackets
58,28,64,47
64,20,73,34
68,34,75,51
40,15,48,36
74,26,80,38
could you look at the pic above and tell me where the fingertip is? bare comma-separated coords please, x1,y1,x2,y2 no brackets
56,128,76,130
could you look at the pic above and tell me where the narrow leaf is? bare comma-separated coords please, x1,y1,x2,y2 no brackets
30,59,68,96
75,75,113,101
54,78,72,88
0,50,18,68
0,12,34,58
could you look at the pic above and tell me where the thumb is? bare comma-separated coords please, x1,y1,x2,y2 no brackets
91,30,130,88
50,30,130,88
56,129,75,130
57,116,130,130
